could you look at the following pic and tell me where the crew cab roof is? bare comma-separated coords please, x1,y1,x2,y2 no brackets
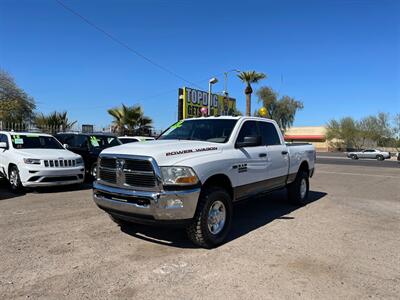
184,116,274,122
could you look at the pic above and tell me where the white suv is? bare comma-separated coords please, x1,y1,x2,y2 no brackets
0,131,85,192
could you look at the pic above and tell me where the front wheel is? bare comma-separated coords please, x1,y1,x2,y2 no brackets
8,165,23,193
287,170,309,205
350,154,358,160
186,187,233,248
90,163,98,179
376,155,384,161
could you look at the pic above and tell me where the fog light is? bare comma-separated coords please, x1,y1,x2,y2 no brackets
166,198,183,209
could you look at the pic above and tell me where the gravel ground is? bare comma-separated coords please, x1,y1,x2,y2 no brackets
0,163,399,299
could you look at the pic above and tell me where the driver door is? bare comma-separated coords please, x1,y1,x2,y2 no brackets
233,121,269,200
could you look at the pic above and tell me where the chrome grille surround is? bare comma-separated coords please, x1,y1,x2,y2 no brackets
97,154,162,192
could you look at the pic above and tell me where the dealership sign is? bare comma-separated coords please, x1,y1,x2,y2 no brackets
178,87,237,120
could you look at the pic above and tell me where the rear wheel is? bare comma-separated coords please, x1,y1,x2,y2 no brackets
288,170,309,205
8,165,23,193
186,187,233,248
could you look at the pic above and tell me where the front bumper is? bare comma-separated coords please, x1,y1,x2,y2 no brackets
19,165,85,187
93,182,200,222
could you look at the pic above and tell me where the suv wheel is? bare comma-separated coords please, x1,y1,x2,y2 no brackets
288,170,309,205
90,163,98,179
8,165,23,193
186,187,233,248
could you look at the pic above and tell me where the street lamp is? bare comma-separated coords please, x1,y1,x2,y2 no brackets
208,77,218,116
223,69,241,98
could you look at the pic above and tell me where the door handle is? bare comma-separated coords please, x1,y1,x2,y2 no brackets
259,153,267,158
281,151,288,155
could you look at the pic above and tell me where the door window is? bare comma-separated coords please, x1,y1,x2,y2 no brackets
236,121,259,145
259,122,281,146
0,134,8,145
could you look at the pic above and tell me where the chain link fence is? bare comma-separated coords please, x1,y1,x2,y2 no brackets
0,121,111,135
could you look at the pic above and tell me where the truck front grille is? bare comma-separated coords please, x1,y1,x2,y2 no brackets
98,157,157,189
99,168,117,184
44,159,76,167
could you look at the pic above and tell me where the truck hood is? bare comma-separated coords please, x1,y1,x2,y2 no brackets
13,148,80,159
100,140,223,165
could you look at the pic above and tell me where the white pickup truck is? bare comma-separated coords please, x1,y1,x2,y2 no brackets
0,131,85,192
93,116,315,247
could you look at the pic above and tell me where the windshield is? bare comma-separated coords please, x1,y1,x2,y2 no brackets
88,135,122,149
11,134,64,149
158,119,238,143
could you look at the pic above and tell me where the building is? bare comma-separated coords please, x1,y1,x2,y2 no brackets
284,126,329,152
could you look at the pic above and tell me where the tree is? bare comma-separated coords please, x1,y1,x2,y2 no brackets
255,86,303,131
325,113,394,150
237,71,266,116
107,104,153,135
388,113,400,150
35,111,77,133
0,70,36,125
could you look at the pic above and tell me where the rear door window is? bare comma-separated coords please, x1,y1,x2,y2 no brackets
259,122,281,146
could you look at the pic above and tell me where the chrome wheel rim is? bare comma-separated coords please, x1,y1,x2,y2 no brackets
9,170,18,187
207,200,226,235
91,165,97,178
300,178,307,199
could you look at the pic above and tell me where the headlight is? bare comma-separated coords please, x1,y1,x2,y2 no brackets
23,158,41,165
160,166,199,185
76,157,84,165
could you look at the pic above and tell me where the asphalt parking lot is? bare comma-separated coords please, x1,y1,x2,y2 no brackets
0,162,399,299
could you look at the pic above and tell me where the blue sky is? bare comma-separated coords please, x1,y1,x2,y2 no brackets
1,0,399,130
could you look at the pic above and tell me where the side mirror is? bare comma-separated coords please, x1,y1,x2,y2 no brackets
236,136,261,148
63,144,69,149
0,142,8,149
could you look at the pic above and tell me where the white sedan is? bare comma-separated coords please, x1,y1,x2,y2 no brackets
347,149,391,161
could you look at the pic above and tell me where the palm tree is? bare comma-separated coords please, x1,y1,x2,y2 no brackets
107,104,153,135
237,71,266,116
34,111,76,133
108,105,129,135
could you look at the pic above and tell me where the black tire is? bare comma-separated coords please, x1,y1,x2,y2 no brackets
186,187,233,248
351,154,358,160
376,155,384,161
287,170,309,206
8,165,23,193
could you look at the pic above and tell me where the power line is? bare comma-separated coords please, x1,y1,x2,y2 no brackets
38,71,226,111
55,0,203,89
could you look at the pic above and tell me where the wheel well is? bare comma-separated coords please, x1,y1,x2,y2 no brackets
7,163,17,178
201,174,234,200
299,161,309,176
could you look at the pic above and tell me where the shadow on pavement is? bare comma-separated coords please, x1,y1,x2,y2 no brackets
31,183,93,194
0,181,92,200
119,189,327,249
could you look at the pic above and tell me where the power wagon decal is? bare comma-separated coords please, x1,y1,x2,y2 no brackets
166,146,218,156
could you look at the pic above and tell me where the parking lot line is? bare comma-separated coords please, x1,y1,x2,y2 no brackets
317,170,399,179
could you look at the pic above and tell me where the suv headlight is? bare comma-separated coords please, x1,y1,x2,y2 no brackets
76,157,84,165
160,166,199,185
23,158,41,165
